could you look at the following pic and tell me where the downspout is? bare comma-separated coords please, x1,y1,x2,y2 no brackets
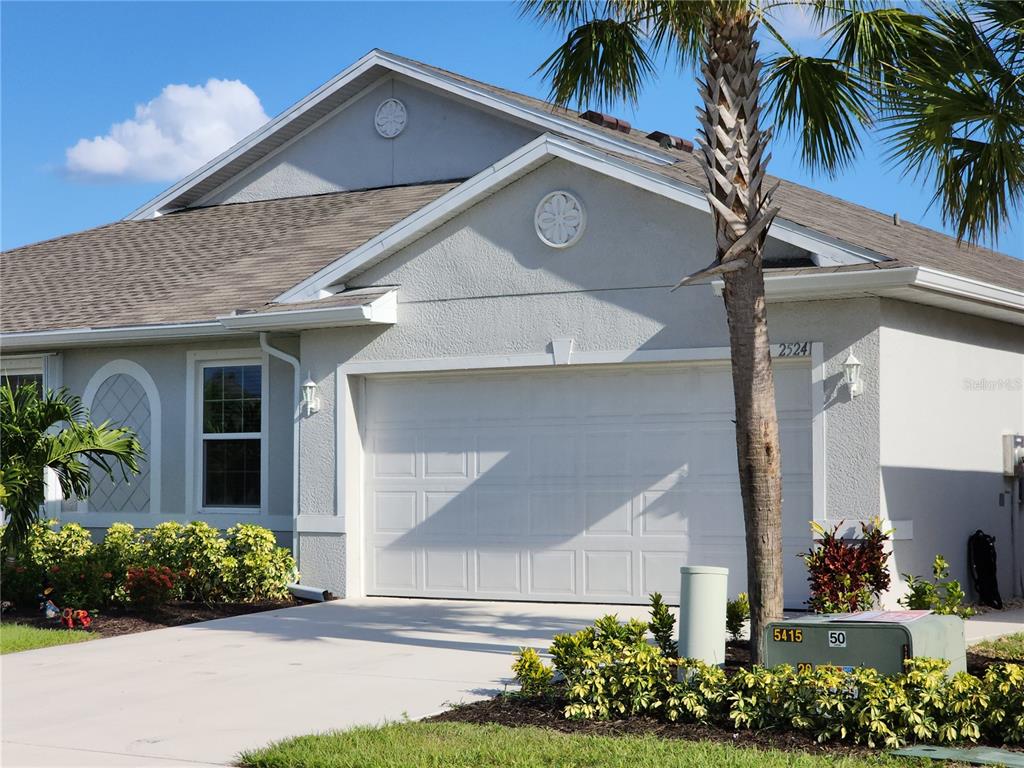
259,333,301,564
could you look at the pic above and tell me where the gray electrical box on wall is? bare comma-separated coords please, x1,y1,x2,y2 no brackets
763,611,966,676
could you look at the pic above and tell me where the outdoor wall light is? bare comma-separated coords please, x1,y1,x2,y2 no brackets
302,374,321,416
842,352,864,397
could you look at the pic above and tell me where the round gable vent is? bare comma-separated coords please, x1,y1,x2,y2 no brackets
374,98,407,138
535,191,585,248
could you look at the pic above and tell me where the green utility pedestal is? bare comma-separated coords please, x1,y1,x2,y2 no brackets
763,611,966,675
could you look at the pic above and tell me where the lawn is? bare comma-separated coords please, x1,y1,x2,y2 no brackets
238,722,925,768
969,632,1024,662
0,623,93,654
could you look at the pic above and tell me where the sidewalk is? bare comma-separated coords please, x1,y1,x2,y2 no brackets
965,607,1024,643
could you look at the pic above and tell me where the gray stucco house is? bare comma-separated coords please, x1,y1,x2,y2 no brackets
3,51,1022,608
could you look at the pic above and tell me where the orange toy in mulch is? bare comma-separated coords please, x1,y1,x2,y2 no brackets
61,608,91,629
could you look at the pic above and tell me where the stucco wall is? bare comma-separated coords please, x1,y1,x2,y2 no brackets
879,300,1024,601
204,77,540,205
294,159,884,596
53,337,296,535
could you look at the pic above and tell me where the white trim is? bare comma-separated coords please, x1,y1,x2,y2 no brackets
810,342,826,522
0,322,234,351
335,343,823,599
713,266,1024,326
185,348,269,517
218,291,397,331
125,50,675,220
275,134,884,303
79,359,163,516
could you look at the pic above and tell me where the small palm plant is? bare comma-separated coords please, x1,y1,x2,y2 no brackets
0,382,144,551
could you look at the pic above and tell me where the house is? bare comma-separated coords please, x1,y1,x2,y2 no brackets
3,51,1022,608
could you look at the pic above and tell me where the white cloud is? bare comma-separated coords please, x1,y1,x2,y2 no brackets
65,79,269,182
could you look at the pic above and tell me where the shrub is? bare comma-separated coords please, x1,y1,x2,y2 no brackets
511,594,1023,748
899,555,975,618
648,592,677,657
224,524,296,601
512,647,555,698
175,522,232,603
726,593,749,640
126,566,177,609
2,519,293,609
802,518,891,613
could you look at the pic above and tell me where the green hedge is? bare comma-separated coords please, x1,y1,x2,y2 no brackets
1,520,297,610
513,610,1024,749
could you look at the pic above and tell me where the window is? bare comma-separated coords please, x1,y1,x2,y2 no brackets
200,364,262,508
1,354,47,392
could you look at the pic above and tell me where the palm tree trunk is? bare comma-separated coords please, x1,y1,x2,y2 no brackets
695,8,784,662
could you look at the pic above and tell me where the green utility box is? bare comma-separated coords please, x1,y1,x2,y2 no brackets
763,611,966,676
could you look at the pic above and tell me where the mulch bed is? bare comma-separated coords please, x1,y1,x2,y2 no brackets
428,693,886,758
427,639,1020,758
1,598,300,638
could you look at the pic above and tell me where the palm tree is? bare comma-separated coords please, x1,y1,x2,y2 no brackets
0,382,144,551
521,0,1020,660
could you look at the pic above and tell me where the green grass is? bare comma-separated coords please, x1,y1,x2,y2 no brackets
238,722,925,768
970,632,1024,661
0,623,93,654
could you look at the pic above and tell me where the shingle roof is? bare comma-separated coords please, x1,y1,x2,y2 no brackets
630,151,1024,292
0,182,458,334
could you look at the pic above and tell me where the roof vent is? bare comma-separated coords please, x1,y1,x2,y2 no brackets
646,131,693,152
579,110,632,134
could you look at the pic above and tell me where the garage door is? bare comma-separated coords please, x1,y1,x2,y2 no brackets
363,362,813,604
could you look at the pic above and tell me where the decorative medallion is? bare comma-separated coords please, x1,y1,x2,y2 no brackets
374,98,407,138
534,191,586,248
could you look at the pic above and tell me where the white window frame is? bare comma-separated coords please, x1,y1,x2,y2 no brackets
186,349,269,516
0,353,61,390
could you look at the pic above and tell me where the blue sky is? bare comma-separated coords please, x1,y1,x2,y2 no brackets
2,1,1021,258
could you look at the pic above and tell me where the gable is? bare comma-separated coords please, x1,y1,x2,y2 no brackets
350,157,780,302
201,77,540,206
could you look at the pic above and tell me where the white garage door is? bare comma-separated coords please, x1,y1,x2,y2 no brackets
363,361,813,604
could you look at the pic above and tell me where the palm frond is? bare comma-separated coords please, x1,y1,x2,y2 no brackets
535,16,656,108
763,53,872,173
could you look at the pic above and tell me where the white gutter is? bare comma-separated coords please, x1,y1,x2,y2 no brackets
712,266,1024,325
0,321,233,351
1,292,398,351
259,332,301,565
219,291,397,330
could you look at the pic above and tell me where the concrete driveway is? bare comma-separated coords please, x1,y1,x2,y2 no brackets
1,598,650,767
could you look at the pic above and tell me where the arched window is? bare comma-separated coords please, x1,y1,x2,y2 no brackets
81,360,161,514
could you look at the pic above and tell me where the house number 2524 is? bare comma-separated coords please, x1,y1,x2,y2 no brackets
776,341,811,357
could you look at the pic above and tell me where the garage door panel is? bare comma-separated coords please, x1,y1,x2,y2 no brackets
477,434,529,479
529,434,578,478
529,491,581,536
584,551,633,596
639,490,690,535
423,491,473,535
373,491,418,533
424,550,469,591
584,491,633,535
584,431,631,477
372,433,417,478
476,550,522,593
477,490,528,535
634,430,691,479
364,362,814,604
529,550,576,594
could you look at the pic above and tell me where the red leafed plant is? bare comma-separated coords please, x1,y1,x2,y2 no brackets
126,566,177,610
802,518,892,613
